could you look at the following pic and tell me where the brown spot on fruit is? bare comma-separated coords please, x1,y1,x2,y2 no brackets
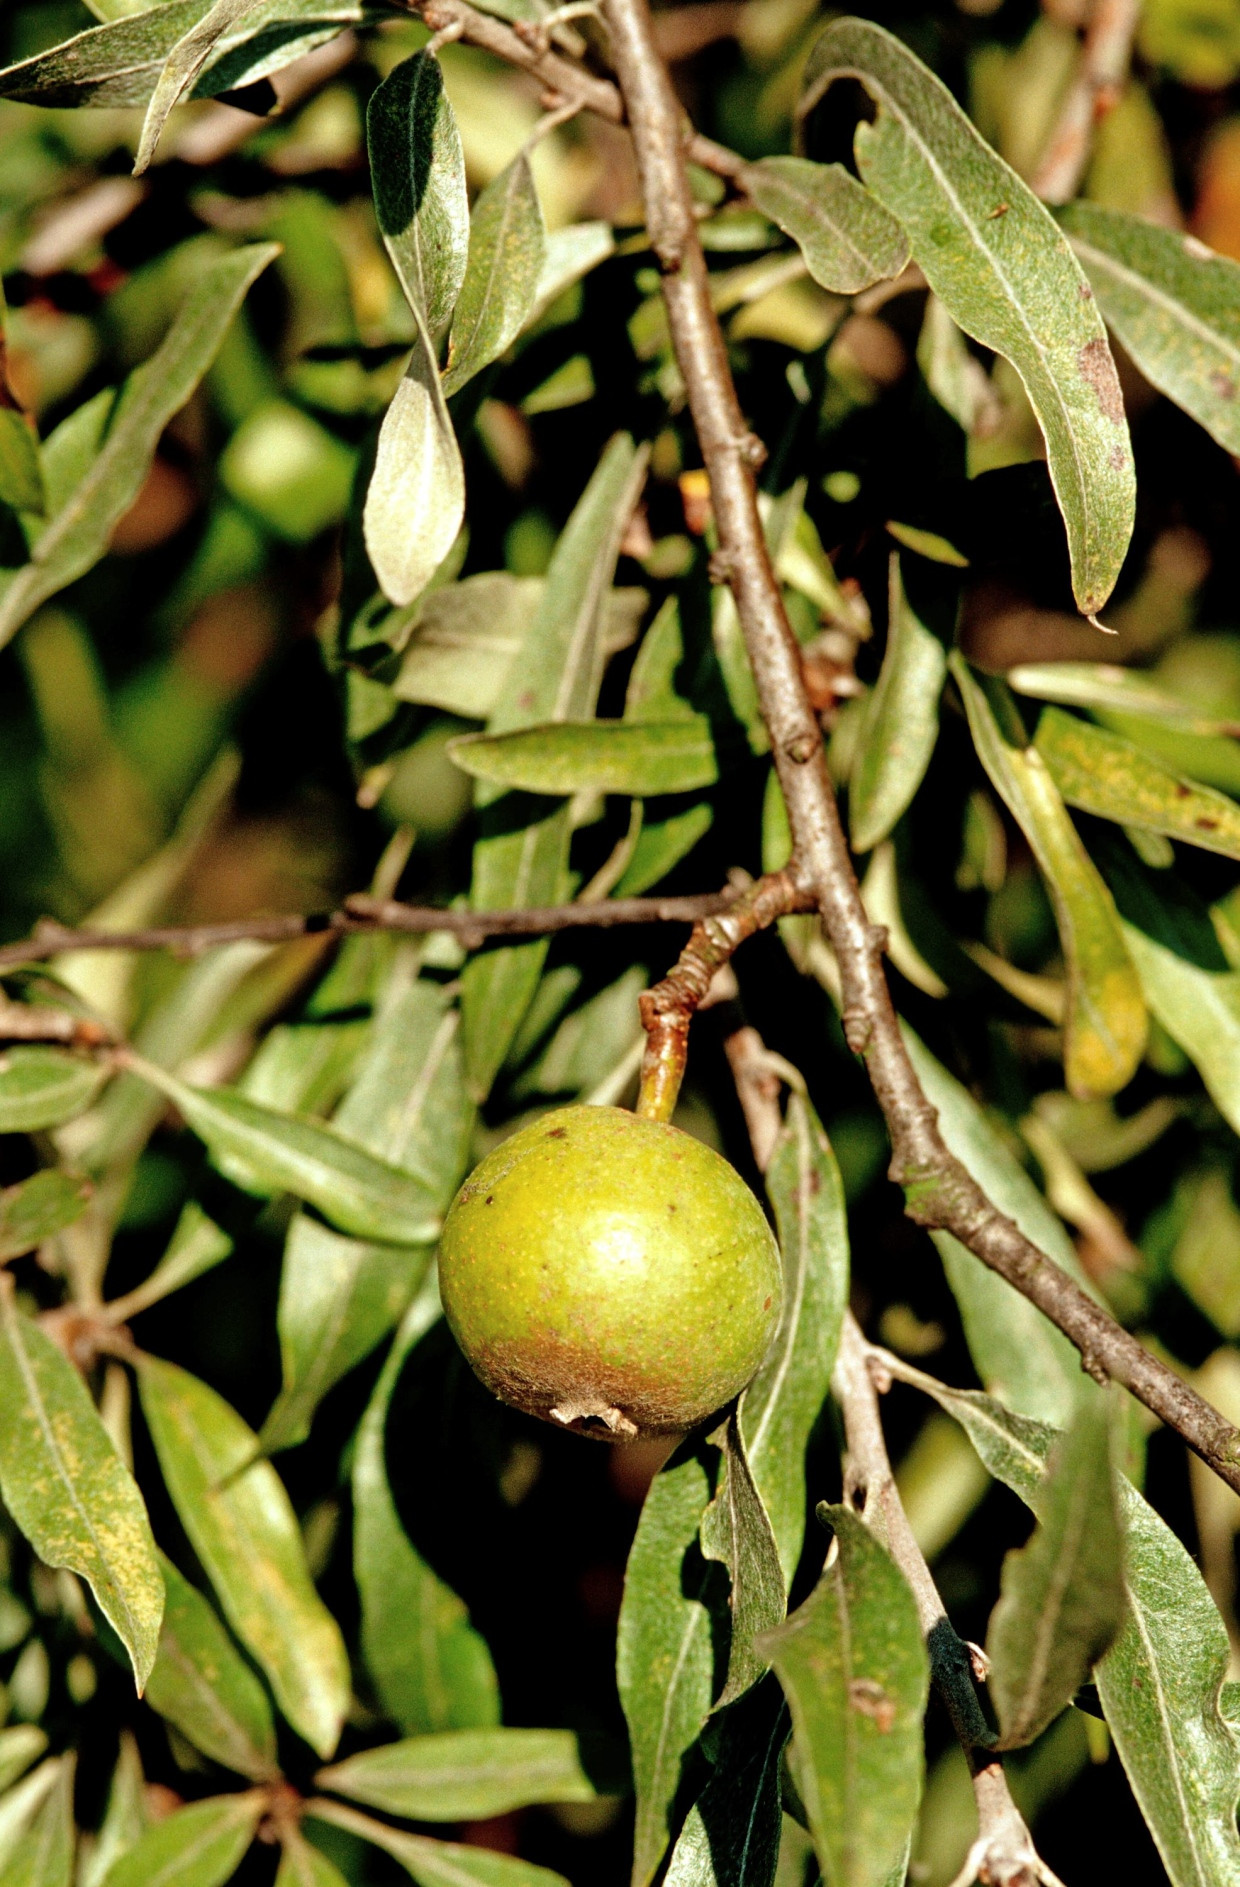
1078,337,1125,424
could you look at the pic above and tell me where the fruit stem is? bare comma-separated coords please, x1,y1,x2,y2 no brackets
635,870,815,1122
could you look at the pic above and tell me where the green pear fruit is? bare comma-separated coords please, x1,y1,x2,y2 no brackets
439,1104,782,1441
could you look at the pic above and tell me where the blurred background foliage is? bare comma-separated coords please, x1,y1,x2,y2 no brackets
3,0,1240,1879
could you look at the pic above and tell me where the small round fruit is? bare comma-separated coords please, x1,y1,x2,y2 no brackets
439,1104,782,1441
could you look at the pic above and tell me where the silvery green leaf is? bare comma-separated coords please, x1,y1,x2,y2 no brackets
0,245,279,652
800,17,1133,616
5,1752,74,1887
443,152,546,397
448,720,718,797
528,222,614,324
262,980,470,1452
144,1552,279,1779
138,1355,350,1758
277,1834,352,1887
367,50,468,344
0,1049,105,1133
662,1683,787,1887
849,557,946,853
1062,202,1240,456
1034,706,1240,860
124,1054,442,1245
318,1728,596,1820
461,434,646,1101
618,1444,717,1887
986,1394,1124,1748
0,412,43,516
740,157,908,294
615,804,714,897
0,1,371,110
0,1168,91,1260
134,0,263,175
1008,660,1240,736
108,1201,232,1319
0,1730,46,1797
354,1286,500,1735
759,1507,928,1887
922,1379,1240,1887
1120,922,1240,1139
0,1291,162,1690
308,1800,571,1887
743,1095,848,1590
78,1734,147,1887
701,1412,786,1709
952,656,1146,1100
364,319,465,609
100,1793,265,1887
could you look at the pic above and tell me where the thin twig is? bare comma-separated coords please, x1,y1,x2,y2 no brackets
635,870,814,1119
723,1028,1058,1887
409,0,745,179
1031,0,1141,204
600,0,1240,1498
0,889,741,976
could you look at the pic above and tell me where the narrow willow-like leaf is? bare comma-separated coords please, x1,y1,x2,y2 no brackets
277,1832,352,1887
760,1507,929,1887
0,1290,162,1690
263,1219,431,1455
0,244,279,651
986,1394,1124,1748
662,1682,787,1887
0,411,43,515
800,17,1134,616
902,1026,1092,1424
615,804,714,898
364,321,466,608
443,152,546,397
849,557,946,853
319,1728,596,1820
624,598,697,724
0,1049,105,1133
740,157,908,294
743,1094,848,1590
618,1445,717,1887
138,1355,350,1758
0,1730,46,1796
354,1286,500,1735
529,221,614,323
134,0,261,174
0,1169,91,1261
102,1792,264,1887
5,1752,74,1887
461,434,646,1101
79,1734,147,1887
1061,202,1240,456
952,656,1146,1099
263,981,469,1452
0,1,370,109
145,1553,279,1779
112,1201,233,1319
918,1381,1240,1887
308,1800,571,1887
125,1055,441,1245
367,50,468,344
0,1764,62,1873
1034,707,1240,859
1009,660,1240,737
701,1412,786,1709
449,720,718,797
1120,922,1240,1139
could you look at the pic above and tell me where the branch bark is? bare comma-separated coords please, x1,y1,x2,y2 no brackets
601,0,1240,1498
1031,0,1141,204
724,1027,1059,1887
0,889,741,975
409,0,744,179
